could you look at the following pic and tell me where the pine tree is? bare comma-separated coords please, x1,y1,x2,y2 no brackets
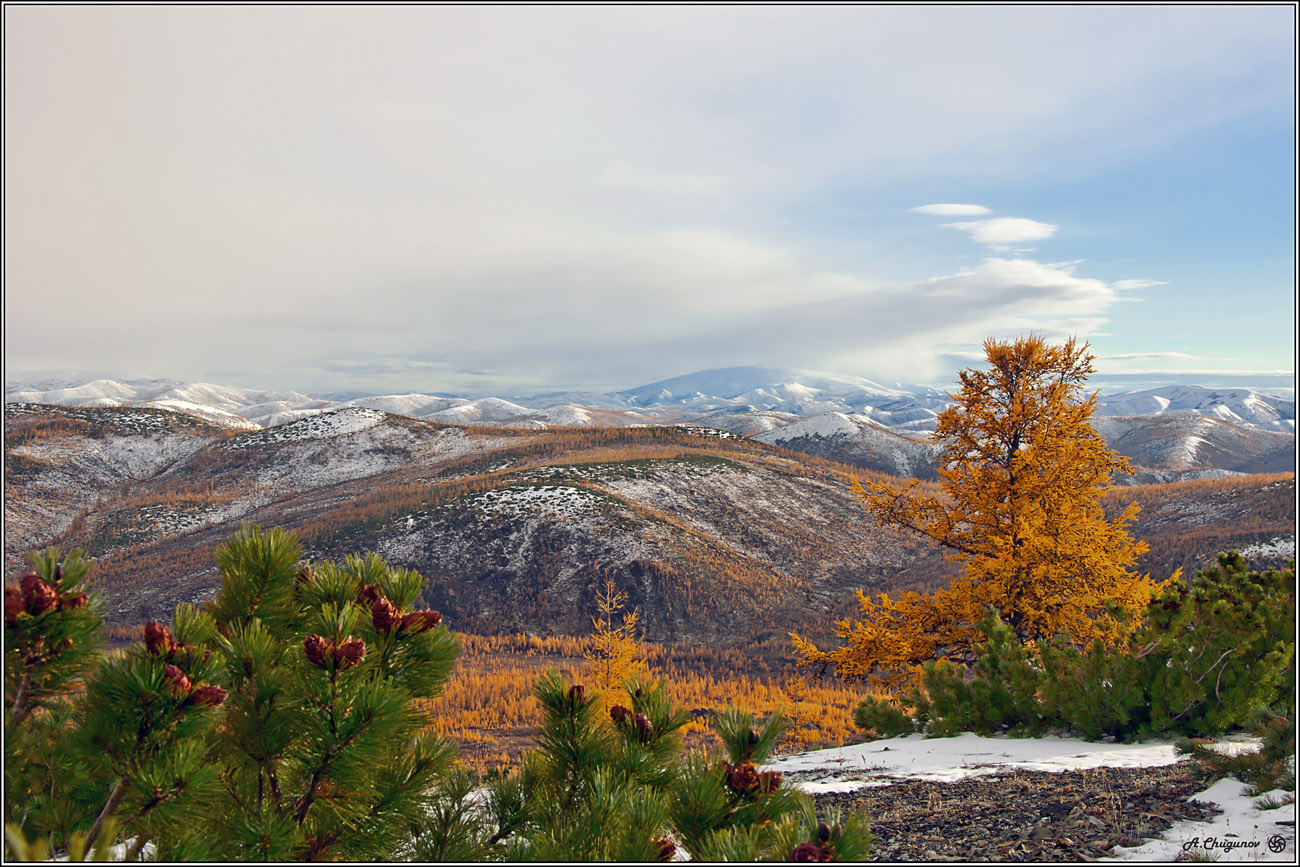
5,525,473,861
4,548,106,855
793,335,1160,685
1140,552,1295,736
479,673,874,861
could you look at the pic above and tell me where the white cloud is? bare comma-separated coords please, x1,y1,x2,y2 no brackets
2,6,1291,393
1113,278,1168,290
1102,351,1200,361
596,162,724,195
943,217,1058,247
911,203,992,216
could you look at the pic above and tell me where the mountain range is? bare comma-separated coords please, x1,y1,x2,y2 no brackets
7,366,1295,433
8,367,1293,487
5,399,1293,644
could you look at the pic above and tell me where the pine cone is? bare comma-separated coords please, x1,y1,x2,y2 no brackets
790,842,833,862
144,621,175,657
304,634,331,668
189,684,227,707
22,576,58,615
5,587,23,624
817,821,831,843
59,592,88,610
654,839,676,861
371,597,398,633
335,638,366,669
757,770,782,794
634,713,653,741
568,684,586,708
400,610,441,633
162,664,191,697
725,761,761,795
295,565,314,587
356,582,382,607
609,704,630,725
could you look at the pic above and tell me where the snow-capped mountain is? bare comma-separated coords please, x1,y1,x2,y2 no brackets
754,412,942,480
2,378,329,430
615,365,930,417
5,371,1295,444
1095,386,1295,433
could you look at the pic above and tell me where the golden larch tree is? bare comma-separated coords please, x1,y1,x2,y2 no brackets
584,575,643,696
793,335,1162,686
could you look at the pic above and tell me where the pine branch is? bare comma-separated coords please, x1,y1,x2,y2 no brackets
84,774,129,853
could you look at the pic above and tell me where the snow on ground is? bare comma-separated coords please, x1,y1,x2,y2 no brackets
764,732,1190,789
1238,536,1297,562
227,407,386,448
1109,778,1296,862
470,484,603,520
761,733,1295,861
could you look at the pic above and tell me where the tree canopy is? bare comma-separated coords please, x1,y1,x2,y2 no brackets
793,335,1163,685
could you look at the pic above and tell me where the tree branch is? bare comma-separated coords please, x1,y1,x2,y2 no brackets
84,774,129,853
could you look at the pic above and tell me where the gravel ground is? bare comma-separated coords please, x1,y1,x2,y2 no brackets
811,762,1222,862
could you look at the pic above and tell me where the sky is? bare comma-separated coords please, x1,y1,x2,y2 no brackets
4,5,1296,398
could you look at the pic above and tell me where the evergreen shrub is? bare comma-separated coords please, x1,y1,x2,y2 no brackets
854,553,1295,744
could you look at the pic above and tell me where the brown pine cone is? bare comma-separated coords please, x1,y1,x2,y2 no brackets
59,592,88,610
653,839,676,861
23,577,58,615
190,684,227,707
371,597,398,633
356,582,382,607
400,610,441,633
162,664,191,697
335,638,366,669
144,621,175,657
725,761,761,795
790,842,833,862
609,704,630,725
5,587,23,624
304,634,331,668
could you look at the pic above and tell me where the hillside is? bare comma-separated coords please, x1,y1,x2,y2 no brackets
5,403,1293,646
758,411,1295,485
4,404,947,643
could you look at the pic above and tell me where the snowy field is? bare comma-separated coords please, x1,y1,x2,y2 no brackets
762,733,1296,862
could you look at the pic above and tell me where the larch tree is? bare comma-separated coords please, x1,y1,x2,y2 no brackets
793,335,1163,686
584,575,643,699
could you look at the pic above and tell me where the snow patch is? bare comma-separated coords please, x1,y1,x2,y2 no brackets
470,485,604,520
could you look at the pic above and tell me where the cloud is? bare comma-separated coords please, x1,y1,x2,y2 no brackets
585,256,1125,387
1112,279,1168,290
1101,351,1200,361
911,203,992,216
943,218,1058,247
3,6,1291,394
596,162,723,195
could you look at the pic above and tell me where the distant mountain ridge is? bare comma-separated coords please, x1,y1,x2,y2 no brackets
9,367,1294,435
